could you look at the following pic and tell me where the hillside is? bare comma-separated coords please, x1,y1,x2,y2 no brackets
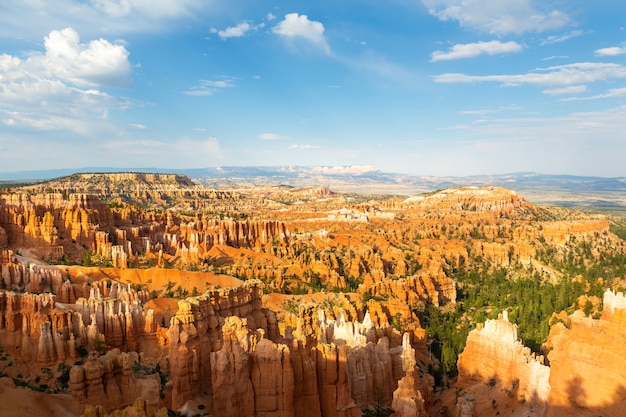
0,174,625,417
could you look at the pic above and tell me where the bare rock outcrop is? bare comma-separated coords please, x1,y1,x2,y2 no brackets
544,290,626,416
166,280,277,409
456,311,550,412
70,349,162,413
454,291,626,417
391,334,428,417
210,316,256,417
82,399,169,417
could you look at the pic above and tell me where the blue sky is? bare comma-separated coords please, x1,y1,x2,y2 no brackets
1,0,625,177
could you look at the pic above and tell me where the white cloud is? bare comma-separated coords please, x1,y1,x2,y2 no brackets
430,40,523,62
595,44,626,57
218,22,251,39
183,78,236,96
90,0,201,19
43,27,131,88
434,62,626,87
542,55,569,61
421,0,570,35
290,144,320,149
0,28,131,134
540,30,584,45
259,133,290,140
0,0,206,38
127,123,147,130
272,13,330,53
543,85,586,95
267,13,276,21
560,87,626,102
458,104,520,115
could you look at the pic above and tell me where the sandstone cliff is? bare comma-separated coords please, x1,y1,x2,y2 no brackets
452,290,626,417
544,290,626,416
456,311,550,413
69,349,163,413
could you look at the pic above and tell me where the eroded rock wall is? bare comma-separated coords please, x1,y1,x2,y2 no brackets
545,290,626,416
456,311,551,412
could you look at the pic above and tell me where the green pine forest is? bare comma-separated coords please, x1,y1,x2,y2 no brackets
420,223,626,386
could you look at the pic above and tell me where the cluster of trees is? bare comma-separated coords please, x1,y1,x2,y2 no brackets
421,257,620,385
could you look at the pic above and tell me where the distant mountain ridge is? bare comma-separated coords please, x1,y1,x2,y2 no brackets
2,165,625,189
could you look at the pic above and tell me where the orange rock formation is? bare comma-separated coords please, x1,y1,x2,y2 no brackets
453,290,626,417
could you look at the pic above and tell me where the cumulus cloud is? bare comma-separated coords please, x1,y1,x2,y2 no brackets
272,13,330,53
434,62,626,87
259,133,290,140
430,40,523,62
595,44,626,57
421,0,570,35
43,27,131,88
218,22,252,39
0,28,131,133
183,78,236,96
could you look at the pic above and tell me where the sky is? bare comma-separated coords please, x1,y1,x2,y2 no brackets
0,0,625,177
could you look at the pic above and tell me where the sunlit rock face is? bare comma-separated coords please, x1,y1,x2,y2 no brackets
454,290,626,417
456,311,551,413
545,290,626,417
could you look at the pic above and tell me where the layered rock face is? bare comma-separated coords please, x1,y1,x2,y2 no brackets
69,349,163,413
0,290,76,363
402,187,532,216
456,311,550,412
2,181,624,417
166,289,432,417
0,192,290,268
0,276,158,365
166,281,277,409
391,333,429,417
0,193,112,259
286,306,430,417
1,249,66,294
455,290,626,417
545,290,626,416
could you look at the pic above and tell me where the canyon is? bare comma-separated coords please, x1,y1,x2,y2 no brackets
0,172,624,417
